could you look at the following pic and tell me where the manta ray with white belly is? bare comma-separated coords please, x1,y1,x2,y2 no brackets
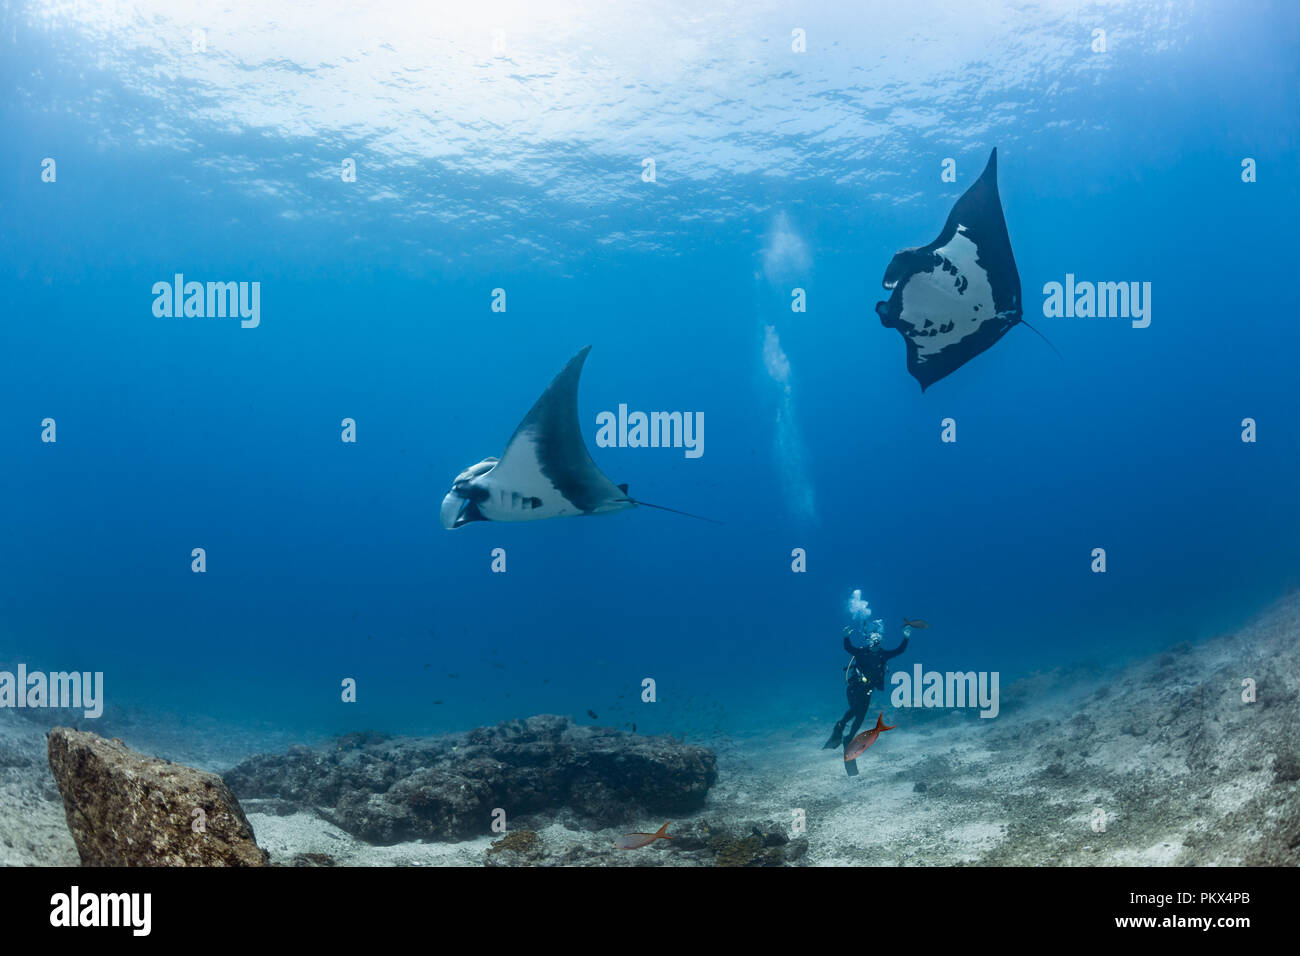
875,148,1056,391
440,346,716,529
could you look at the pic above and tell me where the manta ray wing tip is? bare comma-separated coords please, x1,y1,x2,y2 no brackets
982,147,998,180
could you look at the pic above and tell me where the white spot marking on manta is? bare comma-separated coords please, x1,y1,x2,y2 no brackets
898,226,996,362
474,431,582,522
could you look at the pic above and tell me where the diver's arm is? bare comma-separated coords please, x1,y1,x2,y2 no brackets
843,632,857,654
883,636,910,659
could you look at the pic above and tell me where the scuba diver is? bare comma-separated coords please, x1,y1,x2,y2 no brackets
824,623,910,775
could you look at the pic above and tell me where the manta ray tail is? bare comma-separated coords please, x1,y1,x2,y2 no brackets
1019,317,1063,361
621,498,723,525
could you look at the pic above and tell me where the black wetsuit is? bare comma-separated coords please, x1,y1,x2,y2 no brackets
825,633,909,750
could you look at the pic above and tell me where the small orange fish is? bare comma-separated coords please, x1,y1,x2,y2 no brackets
844,714,897,761
902,618,929,629
614,822,674,850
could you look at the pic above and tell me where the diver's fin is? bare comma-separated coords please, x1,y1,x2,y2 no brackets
844,758,859,777
623,498,723,525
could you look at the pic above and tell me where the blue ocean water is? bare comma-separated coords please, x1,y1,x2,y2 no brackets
2,0,1297,745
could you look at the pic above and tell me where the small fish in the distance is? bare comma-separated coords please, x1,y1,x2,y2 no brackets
844,714,897,761
614,822,674,850
587,709,598,720
902,618,929,629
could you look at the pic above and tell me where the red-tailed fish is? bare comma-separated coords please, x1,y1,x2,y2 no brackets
844,714,897,761
614,822,674,850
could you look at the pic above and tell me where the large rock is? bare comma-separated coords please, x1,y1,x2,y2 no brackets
226,715,718,845
47,728,268,866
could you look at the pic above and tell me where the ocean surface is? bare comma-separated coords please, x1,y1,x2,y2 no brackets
2,0,1298,746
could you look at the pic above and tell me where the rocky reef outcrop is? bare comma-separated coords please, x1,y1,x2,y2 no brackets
225,714,718,845
47,728,269,866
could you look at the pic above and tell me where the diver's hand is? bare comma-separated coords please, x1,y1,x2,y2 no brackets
842,626,853,638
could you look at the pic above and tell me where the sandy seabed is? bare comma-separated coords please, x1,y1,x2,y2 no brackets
3,593,1298,867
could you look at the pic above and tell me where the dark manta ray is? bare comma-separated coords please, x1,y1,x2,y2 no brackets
440,346,716,529
875,148,1055,391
